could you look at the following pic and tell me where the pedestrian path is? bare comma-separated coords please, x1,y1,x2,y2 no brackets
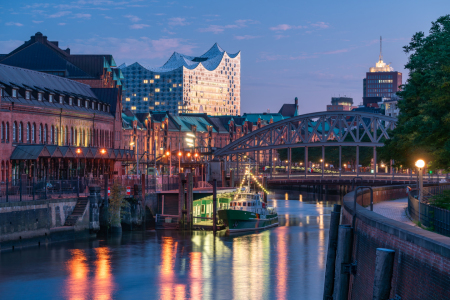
368,198,416,226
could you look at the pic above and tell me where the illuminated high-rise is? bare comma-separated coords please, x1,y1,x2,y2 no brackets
120,43,241,116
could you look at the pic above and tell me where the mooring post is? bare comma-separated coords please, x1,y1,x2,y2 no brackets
332,225,354,300
187,172,193,230
230,169,235,188
178,173,185,228
323,204,342,300
221,170,226,187
372,248,395,300
263,177,268,203
213,179,217,233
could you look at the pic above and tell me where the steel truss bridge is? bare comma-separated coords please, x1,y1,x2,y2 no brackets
214,111,399,179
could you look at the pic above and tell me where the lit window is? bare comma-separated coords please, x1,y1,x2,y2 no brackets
133,93,136,96
155,88,160,92
126,97,130,101
179,84,182,87
143,97,148,101
155,75,160,79
150,79,154,83
25,91,30,100
155,102,160,105
143,80,148,83
49,94,53,102
12,89,17,97
149,106,154,110
131,106,136,110
173,84,177,87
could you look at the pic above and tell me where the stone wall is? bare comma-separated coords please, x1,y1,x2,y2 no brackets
0,198,89,251
342,186,450,299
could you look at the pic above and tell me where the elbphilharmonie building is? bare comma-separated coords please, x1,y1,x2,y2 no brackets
120,44,240,116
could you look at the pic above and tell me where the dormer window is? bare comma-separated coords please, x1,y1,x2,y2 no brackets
78,99,81,106
85,100,89,108
107,106,110,113
25,91,31,100
59,96,63,104
69,97,73,105
12,89,17,98
38,93,43,101
92,102,95,109
98,103,101,110
49,94,54,102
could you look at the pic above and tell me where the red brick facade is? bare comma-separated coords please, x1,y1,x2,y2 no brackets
342,187,450,300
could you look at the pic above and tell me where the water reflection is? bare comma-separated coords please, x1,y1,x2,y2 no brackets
0,189,338,300
65,249,89,300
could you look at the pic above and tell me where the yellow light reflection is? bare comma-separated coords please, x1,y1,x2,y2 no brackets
160,237,175,300
276,228,288,300
94,247,115,300
299,194,303,202
285,193,288,201
190,252,202,300
65,249,89,300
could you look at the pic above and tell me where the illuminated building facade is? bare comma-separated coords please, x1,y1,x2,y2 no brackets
364,37,402,99
327,96,353,111
120,43,240,116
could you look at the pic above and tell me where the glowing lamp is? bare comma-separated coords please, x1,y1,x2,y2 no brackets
415,159,425,168
178,152,182,157
100,148,106,154
194,153,199,158
187,153,191,157
76,148,81,154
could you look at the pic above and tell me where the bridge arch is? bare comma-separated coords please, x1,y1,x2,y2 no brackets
214,111,397,156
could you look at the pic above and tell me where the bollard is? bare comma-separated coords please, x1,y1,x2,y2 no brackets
373,248,395,300
32,177,35,201
323,204,342,300
77,177,80,198
332,225,354,300
6,179,8,202
19,177,22,201
213,179,217,233
187,173,193,230
178,173,185,228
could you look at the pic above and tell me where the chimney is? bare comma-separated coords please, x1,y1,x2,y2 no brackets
295,97,298,107
65,48,71,55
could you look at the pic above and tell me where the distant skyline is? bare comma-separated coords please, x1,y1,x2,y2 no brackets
0,0,448,114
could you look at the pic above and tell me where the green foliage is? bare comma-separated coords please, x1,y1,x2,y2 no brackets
430,190,450,210
108,182,129,227
379,15,450,170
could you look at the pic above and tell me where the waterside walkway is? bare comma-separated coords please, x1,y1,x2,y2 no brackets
368,197,416,226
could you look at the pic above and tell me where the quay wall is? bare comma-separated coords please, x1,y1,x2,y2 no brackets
342,185,450,299
0,198,89,252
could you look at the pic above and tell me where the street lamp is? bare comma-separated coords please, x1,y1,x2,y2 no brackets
130,141,139,175
178,151,182,173
415,159,425,222
100,148,106,176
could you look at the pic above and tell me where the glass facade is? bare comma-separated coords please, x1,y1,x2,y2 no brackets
120,44,241,116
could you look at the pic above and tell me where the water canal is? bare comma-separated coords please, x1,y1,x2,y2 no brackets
0,190,340,300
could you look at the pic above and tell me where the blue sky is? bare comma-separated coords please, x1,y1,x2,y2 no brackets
0,0,448,114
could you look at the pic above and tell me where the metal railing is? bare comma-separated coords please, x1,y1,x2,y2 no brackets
408,186,450,237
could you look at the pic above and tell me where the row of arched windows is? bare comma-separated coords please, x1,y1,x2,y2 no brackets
1,121,114,148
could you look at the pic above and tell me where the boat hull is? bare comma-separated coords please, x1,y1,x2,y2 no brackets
218,209,278,233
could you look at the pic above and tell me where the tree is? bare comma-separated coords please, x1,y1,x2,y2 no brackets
109,182,128,230
379,15,450,170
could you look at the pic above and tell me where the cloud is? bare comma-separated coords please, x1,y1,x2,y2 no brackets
130,24,149,29
74,13,91,19
235,35,259,40
321,48,350,55
48,11,71,18
168,17,189,26
274,35,289,40
32,20,44,24
69,37,197,61
269,24,304,31
59,23,66,26
6,22,24,26
259,52,317,61
198,19,257,34
311,22,329,29
125,14,140,22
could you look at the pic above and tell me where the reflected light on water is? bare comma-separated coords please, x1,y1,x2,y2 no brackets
65,249,88,300
285,193,288,200
159,237,175,300
299,194,303,202
94,247,115,300
276,227,288,300
190,252,202,300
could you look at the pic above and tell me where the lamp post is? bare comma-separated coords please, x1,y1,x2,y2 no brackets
130,140,139,175
166,149,171,176
415,159,425,223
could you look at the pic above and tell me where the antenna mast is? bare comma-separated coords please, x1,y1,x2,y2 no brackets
379,36,383,62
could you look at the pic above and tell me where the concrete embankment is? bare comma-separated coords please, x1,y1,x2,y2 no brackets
0,198,91,252
340,185,450,299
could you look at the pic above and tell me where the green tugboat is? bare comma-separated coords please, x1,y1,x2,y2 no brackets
218,169,278,233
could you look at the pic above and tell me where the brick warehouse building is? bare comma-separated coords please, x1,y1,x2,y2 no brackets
0,64,133,181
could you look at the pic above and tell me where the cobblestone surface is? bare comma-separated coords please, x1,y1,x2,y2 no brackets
368,198,415,226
